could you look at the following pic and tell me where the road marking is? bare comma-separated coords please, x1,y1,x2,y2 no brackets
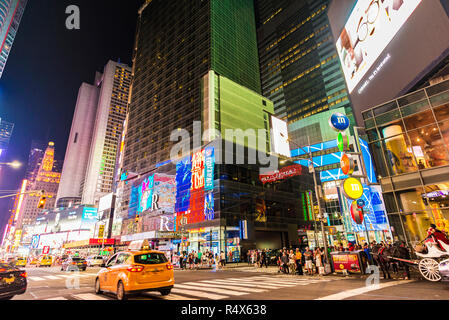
174,283,247,296
226,279,295,287
28,276,46,281
171,288,228,300
45,297,68,300
191,282,266,293
162,294,199,300
73,293,110,300
44,276,63,280
316,280,414,300
202,279,285,289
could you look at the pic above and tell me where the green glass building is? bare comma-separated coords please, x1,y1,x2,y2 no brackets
255,0,356,146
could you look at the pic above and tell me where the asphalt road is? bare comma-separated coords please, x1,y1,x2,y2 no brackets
11,266,449,300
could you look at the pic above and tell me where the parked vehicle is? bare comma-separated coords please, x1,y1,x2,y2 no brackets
0,263,27,300
86,255,105,267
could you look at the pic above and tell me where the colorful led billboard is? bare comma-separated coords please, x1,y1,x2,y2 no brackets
336,0,423,93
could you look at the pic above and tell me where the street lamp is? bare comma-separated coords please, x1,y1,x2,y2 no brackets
0,161,22,169
279,133,331,271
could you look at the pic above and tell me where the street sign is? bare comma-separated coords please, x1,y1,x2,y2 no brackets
357,199,366,208
329,113,350,132
337,132,350,152
42,246,50,255
350,201,364,224
98,225,105,239
342,177,364,200
340,154,355,175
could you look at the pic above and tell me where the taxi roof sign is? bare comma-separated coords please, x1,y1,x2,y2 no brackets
128,239,151,251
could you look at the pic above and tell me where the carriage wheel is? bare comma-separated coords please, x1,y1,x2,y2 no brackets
418,258,442,282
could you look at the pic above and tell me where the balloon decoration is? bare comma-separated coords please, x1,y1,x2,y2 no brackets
350,201,364,224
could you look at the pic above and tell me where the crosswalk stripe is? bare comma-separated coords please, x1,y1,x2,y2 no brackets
189,281,266,293
174,283,247,296
73,293,110,300
28,276,46,281
44,276,63,280
171,288,228,300
162,294,199,300
250,276,328,285
225,279,295,287
201,279,285,289
45,297,68,300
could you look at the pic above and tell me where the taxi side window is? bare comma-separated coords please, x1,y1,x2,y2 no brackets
116,253,131,265
106,254,118,267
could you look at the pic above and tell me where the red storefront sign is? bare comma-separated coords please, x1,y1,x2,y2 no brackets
331,253,362,274
89,238,115,245
259,164,303,184
42,246,50,255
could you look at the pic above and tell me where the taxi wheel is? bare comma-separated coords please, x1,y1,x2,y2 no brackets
95,278,103,294
116,281,127,301
159,289,171,296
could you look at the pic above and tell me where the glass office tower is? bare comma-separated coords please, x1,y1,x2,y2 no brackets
255,0,355,146
0,0,27,78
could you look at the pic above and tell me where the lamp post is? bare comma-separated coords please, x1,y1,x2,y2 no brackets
280,134,331,271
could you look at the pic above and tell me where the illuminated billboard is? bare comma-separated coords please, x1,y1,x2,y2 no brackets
271,116,291,157
336,0,423,93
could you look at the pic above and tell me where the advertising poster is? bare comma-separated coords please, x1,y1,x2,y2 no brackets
204,192,214,221
255,198,267,223
336,0,423,92
175,156,192,213
331,252,362,274
204,147,215,191
153,174,176,213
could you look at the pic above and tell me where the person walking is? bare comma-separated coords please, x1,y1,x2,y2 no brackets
179,251,184,270
304,247,314,275
295,248,303,275
220,251,226,269
289,250,296,274
281,250,289,274
315,248,323,275
261,249,268,268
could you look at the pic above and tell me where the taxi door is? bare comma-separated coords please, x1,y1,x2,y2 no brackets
101,254,118,291
108,253,132,290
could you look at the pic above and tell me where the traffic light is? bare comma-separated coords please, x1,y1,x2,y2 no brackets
37,196,47,209
135,214,140,223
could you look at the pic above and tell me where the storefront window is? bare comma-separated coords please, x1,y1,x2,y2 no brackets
403,109,436,131
369,141,389,177
381,133,417,175
439,121,449,151
407,126,449,169
400,98,430,118
433,103,449,122
423,185,449,234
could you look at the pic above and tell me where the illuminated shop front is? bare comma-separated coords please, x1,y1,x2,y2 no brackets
116,143,315,262
363,78,449,244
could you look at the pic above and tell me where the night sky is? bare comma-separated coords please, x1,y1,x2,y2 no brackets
0,0,143,238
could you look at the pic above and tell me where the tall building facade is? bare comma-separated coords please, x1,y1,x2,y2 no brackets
16,142,61,229
123,0,261,174
110,0,317,259
56,80,100,207
64,61,132,206
0,0,27,78
362,78,449,244
0,117,13,161
255,0,355,146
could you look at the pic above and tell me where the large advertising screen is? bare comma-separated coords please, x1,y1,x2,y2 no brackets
337,0,423,93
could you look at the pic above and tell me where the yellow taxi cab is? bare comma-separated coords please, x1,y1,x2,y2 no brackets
15,257,27,267
38,255,53,267
95,240,174,300
28,257,39,266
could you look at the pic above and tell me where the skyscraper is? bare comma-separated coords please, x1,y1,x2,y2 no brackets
16,142,61,229
0,0,27,78
63,61,132,206
0,117,13,161
255,0,355,146
56,79,100,207
123,0,261,174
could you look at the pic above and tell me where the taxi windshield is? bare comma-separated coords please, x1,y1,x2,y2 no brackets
134,253,168,265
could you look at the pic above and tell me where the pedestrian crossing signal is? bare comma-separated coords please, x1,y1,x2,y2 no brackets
37,197,46,209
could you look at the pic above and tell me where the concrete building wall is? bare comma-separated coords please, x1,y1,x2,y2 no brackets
56,83,100,203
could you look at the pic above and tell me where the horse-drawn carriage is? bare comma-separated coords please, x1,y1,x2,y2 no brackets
372,237,449,282
413,239,449,282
